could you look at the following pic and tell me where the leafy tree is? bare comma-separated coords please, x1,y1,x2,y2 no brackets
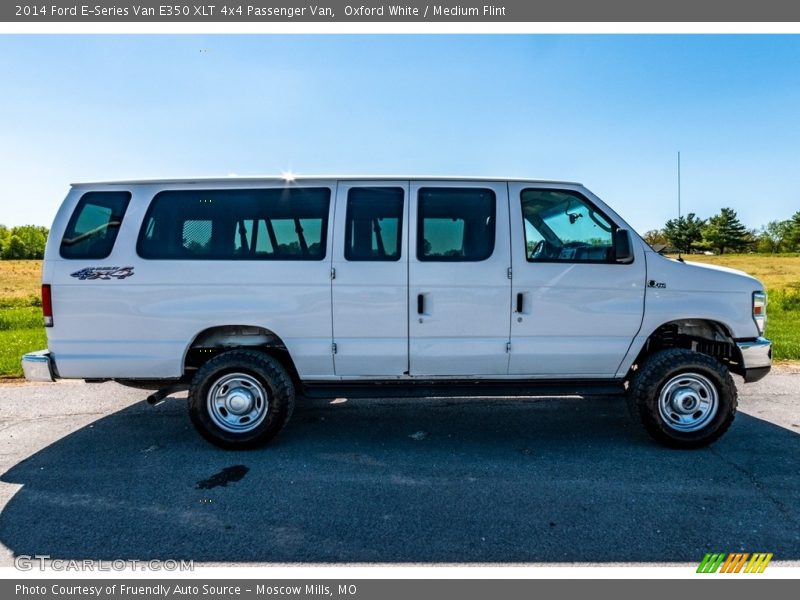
757,220,792,253
701,208,753,255
2,235,27,259
0,225,8,256
643,229,668,249
786,211,800,252
12,225,48,259
0,224,49,259
663,213,705,254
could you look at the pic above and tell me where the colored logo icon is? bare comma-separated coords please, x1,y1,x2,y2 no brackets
697,552,773,573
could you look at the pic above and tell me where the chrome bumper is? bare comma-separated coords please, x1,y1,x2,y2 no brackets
21,350,56,382
736,337,772,383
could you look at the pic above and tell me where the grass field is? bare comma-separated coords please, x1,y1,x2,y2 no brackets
0,261,47,376
0,256,798,377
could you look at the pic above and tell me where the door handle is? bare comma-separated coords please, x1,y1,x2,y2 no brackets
417,293,425,315
516,292,524,313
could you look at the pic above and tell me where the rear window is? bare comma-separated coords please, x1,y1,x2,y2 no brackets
60,191,131,259
137,188,331,260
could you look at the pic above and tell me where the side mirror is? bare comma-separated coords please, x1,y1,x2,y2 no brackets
614,228,634,263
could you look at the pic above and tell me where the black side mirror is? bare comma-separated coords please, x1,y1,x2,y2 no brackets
614,228,634,263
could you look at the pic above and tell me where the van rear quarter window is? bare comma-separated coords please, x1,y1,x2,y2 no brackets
137,188,331,260
59,191,132,259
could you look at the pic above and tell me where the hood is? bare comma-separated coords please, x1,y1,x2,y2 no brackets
646,252,764,293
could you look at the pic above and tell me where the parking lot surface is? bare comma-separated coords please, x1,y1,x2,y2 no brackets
0,370,798,566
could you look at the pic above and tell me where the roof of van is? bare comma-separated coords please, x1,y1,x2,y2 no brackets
70,175,583,186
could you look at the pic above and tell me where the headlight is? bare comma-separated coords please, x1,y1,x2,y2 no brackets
753,291,767,335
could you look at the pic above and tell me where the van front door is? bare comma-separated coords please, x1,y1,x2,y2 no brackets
507,184,646,376
331,181,409,376
409,181,511,376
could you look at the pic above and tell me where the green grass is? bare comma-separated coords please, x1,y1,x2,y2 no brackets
0,302,43,331
0,260,47,378
764,289,800,361
0,296,47,378
0,326,47,378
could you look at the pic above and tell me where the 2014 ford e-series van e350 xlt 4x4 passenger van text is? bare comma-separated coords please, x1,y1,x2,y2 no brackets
22,176,772,449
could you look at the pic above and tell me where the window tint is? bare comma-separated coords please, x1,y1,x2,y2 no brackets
60,191,131,259
521,189,615,263
417,188,495,262
345,187,404,261
137,188,330,260
182,220,213,254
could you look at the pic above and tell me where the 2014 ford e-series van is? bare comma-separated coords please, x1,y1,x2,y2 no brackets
22,177,772,449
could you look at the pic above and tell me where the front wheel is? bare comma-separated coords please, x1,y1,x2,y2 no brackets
627,348,737,449
189,350,295,449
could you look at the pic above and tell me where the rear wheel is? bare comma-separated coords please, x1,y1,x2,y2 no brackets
189,349,295,449
627,348,737,448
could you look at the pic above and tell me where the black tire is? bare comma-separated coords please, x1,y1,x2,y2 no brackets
189,349,295,449
627,348,737,449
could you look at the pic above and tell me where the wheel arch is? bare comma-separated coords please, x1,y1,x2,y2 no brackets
182,324,301,385
627,317,745,378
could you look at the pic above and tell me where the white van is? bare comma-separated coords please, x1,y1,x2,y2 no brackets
22,177,771,449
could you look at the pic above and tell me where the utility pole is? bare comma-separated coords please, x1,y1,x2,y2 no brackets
677,151,684,261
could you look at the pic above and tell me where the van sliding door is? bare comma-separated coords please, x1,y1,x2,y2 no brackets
408,181,512,377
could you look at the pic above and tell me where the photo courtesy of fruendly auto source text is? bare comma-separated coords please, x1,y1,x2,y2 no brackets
0,1,798,597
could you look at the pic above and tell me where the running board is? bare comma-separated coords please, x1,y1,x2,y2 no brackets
301,379,626,400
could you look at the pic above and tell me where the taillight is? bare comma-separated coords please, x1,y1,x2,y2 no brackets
42,284,53,327
753,291,767,335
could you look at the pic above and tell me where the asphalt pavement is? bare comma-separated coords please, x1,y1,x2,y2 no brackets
0,369,798,566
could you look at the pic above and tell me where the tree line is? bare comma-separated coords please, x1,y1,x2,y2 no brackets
643,208,800,255
0,225,49,259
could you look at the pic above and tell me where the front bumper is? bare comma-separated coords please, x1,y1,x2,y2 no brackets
21,350,57,382
736,337,772,383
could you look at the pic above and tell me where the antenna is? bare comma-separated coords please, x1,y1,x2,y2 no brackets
677,151,681,222
677,151,684,262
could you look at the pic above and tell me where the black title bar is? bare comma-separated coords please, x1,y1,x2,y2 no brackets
6,0,800,22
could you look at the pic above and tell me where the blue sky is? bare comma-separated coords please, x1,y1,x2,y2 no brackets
1,34,799,232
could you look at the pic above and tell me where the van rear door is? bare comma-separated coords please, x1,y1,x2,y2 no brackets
331,181,410,376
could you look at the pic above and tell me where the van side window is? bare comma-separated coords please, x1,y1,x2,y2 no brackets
521,189,616,263
60,191,132,259
417,188,495,262
345,187,404,261
137,188,331,260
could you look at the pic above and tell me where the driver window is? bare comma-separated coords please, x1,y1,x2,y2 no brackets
521,189,615,263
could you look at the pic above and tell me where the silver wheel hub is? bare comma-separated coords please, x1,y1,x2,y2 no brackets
207,372,269,433
226,390,254,414
672,389,699,413
658,372,719,433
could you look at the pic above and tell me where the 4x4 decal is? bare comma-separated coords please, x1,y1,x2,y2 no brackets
70,266,135,281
